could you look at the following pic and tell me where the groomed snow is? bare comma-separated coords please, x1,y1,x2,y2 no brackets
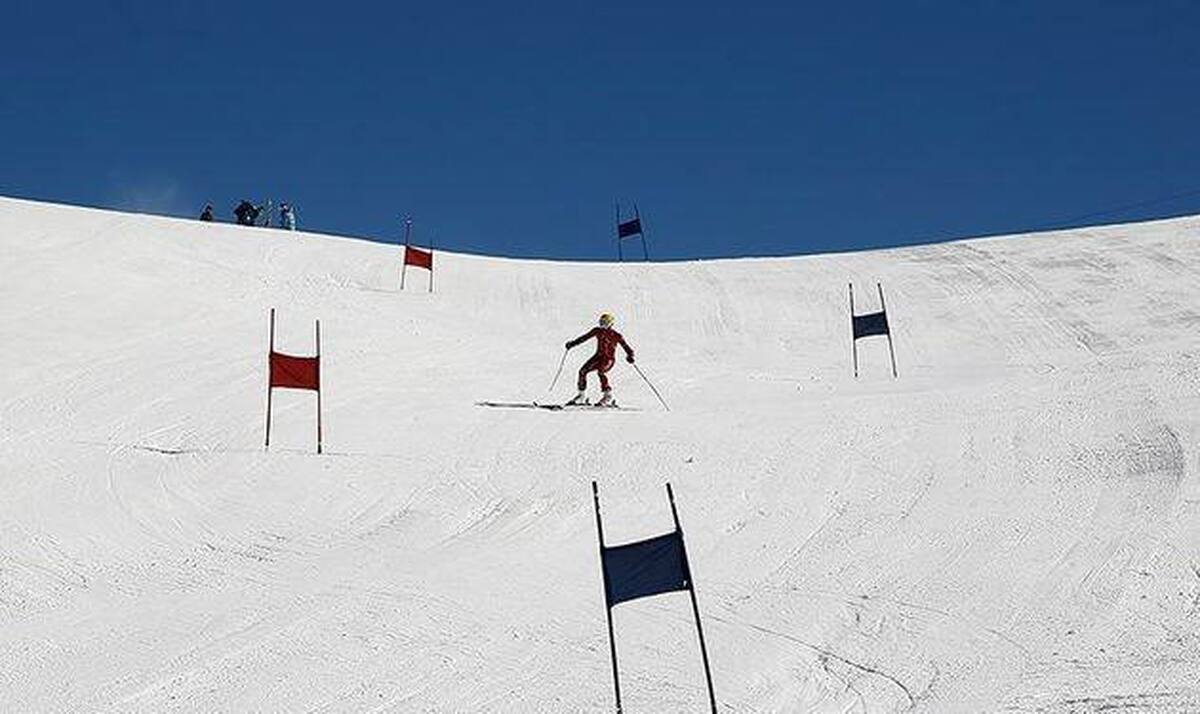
1,195,1198,712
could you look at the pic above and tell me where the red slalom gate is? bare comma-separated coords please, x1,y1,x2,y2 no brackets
399,217,434,292
264,308,323,453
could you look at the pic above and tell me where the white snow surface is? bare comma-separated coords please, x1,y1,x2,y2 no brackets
2,195,1199,713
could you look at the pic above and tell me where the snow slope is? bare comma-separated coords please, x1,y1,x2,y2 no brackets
1,195,1198,713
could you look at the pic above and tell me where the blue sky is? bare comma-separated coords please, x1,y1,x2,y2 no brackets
2,1,1198,259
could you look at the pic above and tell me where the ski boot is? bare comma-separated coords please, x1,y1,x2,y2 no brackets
566,391,589,406
596,390,616,408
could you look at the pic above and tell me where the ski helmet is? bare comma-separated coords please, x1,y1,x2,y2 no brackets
598,312,615,328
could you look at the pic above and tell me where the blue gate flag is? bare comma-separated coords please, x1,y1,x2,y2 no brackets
617,217,643,239
601,530,690,607
852,310,889,339
590,481,719,711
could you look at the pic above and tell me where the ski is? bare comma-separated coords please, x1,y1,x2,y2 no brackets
476,401,563,411
546,401,623,410
475,401,632,412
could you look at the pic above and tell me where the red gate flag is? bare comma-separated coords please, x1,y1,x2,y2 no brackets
269,352,319,390
265,308,323,453
405,244,433,270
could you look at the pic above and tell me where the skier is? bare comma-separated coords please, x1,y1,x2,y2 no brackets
279,203,296,231
199,203,214,222
564,313,635,406
234,200,257,226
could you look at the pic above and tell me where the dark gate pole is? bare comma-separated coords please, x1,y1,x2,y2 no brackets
636,204,649,261
265,308,275,449
400,217,412,290
591,481,623,713
666,483,717,713
877,282,898,378
848,283,859,378
315,319,323,454
615,202,624,262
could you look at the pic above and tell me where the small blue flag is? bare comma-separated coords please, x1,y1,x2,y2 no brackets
601,530,689,607
852,310,889,339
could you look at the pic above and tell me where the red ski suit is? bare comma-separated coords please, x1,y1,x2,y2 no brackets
567,327,634,391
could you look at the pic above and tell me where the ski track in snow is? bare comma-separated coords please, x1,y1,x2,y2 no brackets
1,196,1200,712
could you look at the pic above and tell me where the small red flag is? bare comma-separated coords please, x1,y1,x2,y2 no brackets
270,351,320,390
405,245,433,270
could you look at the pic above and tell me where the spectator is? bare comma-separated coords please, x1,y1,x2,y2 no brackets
279,203,296,231
234,200,258,226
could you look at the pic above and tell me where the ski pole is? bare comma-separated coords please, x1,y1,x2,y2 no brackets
547,348,569,393
632,363,670,412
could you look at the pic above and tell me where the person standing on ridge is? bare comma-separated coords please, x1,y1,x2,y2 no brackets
279,203,296,231
199,203,214,222
234,200,257,226
564,313,634,406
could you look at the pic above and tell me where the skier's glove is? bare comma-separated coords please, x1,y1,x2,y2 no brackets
564,341,572,349
626,355,635,364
